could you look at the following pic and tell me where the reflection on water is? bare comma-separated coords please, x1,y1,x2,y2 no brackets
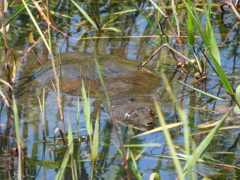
1,0,240,179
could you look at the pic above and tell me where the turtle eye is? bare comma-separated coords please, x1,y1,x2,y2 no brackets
148,109,155,116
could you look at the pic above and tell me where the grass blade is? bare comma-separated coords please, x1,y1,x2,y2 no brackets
182,0,234,96
12,96,22,180
129,150,142,180
131,0,167,43
203,0,221,65
68,112,73,154
76,98,81,139
179,81,223,100
91,112,99,161
186,1,195,46
181,110,230,178
55,144,72,180
149,0,164,16
81,79,92,135
21,0,52,54
154,99,183,179
70,0,98,30
6,1,28,25
234,85,240,113
160,75,192,179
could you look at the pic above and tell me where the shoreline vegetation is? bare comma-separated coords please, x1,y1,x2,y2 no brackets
0,1,240,179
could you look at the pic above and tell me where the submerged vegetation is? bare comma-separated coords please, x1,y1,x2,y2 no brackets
1,0,240,179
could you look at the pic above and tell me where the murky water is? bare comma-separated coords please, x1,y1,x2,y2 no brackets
1,0,240,179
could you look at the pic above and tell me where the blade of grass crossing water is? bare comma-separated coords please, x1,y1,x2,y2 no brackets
133,122,183,138
38,88,46,137
179,81,223,100
0,86,10,106
71,156,78,180
76,98,81,138
68,114,78,179
55,115,74,179
92,54,110,105
161,75,192,179
182,0,234,96
90,112,99,180
46,8,52,51
21,0,52,54
203,0,221,65
129,150,142,180
55,144,72,180
81,79,92,135
171,0,180,37
181,110,230,178
0,78,11,106
89,36,130,179
154,99,183,179
149,173,161,180
210,55,234,96
91,111,99,161
183,1,208,44
68,113,73,154
149,0,165,16
12,96,22,180
186,0,195,46
131,0,167,43
112,140,123,156
70,0,98,30
234,85,240,113
6,2,28,25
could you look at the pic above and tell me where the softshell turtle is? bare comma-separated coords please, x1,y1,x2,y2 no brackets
35,52,162,130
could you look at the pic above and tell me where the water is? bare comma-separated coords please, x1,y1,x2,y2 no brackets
1,1,240,179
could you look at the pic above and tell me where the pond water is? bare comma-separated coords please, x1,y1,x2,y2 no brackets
1,0,240,179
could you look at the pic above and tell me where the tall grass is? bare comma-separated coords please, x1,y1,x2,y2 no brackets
183,0,240,107
156,75,229,179
132,0,234,179
2,0,237,179
89,37,131,179
12,96,23,180
38,88,46,140
81,80,92,137
1,1,24,179
183,0,237,103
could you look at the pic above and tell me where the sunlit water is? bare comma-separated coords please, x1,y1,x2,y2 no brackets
1,1,240,179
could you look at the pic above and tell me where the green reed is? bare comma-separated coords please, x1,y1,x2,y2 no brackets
21,0,52,53
55,107,78,179
131,0,167,43
71,0,99,31
76,98,82,139
91,112,100,180
68,113,78,180
38,88,47,140
89,43,131,179
155,75,229,179
81,80,92,136
4,0,237,179
81,78,100,179
129,149,142,180
55,143,72,180
183,0,239,108
131,1,234,179
12,96,23,180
